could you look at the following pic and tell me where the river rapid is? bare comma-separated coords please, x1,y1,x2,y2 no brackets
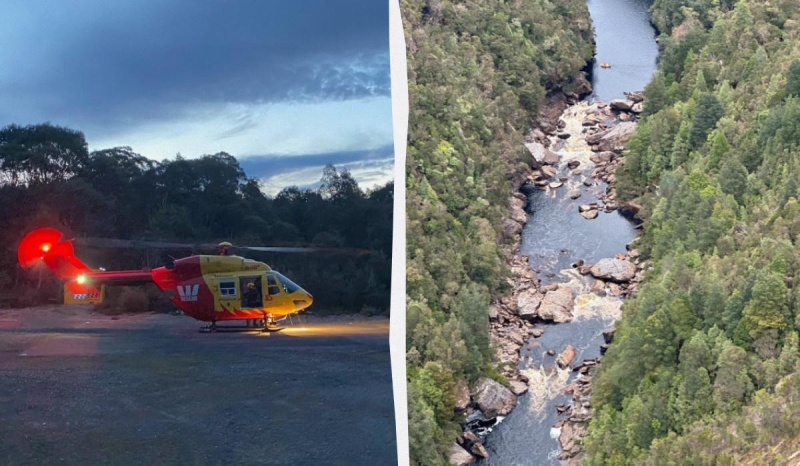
474,1,658,464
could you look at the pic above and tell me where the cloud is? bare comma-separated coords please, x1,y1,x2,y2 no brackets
89,96,394,160
239,145,394,196
0,1,394,195
0,0,390,135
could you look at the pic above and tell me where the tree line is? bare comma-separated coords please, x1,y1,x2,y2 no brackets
0,123,393,315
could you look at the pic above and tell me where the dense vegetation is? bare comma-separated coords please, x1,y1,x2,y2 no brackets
0,123,392,315
583,0,800,463
401,0,595,463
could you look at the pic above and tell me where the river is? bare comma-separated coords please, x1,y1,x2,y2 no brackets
474,0,658,464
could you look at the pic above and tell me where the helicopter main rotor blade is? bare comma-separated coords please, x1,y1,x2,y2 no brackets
74,237,373,255
239,246,372,255
74,237,197,250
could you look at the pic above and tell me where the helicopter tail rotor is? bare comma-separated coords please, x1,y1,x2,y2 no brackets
18,228,105,303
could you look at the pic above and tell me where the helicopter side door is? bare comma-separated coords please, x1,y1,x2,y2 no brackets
239,276,264,309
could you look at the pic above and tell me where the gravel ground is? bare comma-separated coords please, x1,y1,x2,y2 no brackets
0,306,396,466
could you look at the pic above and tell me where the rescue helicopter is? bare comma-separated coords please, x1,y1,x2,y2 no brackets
17,227,364,333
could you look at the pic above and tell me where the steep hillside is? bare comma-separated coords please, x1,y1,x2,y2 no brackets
582,0,800,463
401,0,595,463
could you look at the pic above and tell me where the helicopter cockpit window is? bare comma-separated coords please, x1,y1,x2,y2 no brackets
275,272,301,294
219,280,237,297
266,274,281,296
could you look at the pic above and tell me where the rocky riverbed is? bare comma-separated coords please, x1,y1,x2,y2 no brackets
449,92,649,465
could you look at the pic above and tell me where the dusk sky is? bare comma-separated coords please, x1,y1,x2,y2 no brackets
0,1,394,195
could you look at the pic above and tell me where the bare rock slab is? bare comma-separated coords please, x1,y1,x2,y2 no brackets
472,378,517,418
537,287,574,323
557,344,578,369
589,258,636,283
517,289,543,320
450,443,476,466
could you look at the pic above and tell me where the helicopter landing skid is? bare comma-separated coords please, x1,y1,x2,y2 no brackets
198,322,284,333
260,325,285,333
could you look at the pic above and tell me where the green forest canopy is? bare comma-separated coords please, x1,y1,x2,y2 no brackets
584,0,800,463
0,123,393,315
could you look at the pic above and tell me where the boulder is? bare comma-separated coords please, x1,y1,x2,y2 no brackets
557,344,578,368
510,197,527,224
472,378,517,418
589,152,617,163
549,181,563,189
625,91,645,103
507,328,525,346
609,99,634,111
449,443,475,466
543,150,560,165
531,328,545,338
559,422,587,456
463,431,480,445
567,160,581,169
471,442,489,459
584,122,637,152
589,258,637,283
602,329,615,344
541,166,557,178
524,142,560,165
569,190,582,200
537,287,574,323
510,380,529,395
580,209,599,220
517,289,543,320
631,102,644,113
455,380,471,412
531,128,547,141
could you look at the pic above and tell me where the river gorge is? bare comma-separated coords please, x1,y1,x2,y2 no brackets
468,0,660,464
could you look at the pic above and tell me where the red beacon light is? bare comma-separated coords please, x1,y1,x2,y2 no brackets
41,243,51,252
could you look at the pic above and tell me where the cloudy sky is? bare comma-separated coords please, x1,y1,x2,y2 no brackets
0,1,394,195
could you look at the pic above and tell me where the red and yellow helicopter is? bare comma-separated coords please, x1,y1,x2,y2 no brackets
17,227,354,332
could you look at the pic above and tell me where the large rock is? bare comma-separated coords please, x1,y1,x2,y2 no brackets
449,443,475,466
455,380,471,412
537,287,574,323
517,289,543,320
625,91,645,103
509,380,529,395
609,99,634,111
589,152,614,164
472,378,517,418
584,122,637,152
471,442,489,459
557,345,578,369
524,142,560,165
589,258,636,283
541,166,557,178
510,196,527,224
544,150,560,165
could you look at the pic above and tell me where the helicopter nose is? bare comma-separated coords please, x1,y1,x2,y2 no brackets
292,289,313,311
